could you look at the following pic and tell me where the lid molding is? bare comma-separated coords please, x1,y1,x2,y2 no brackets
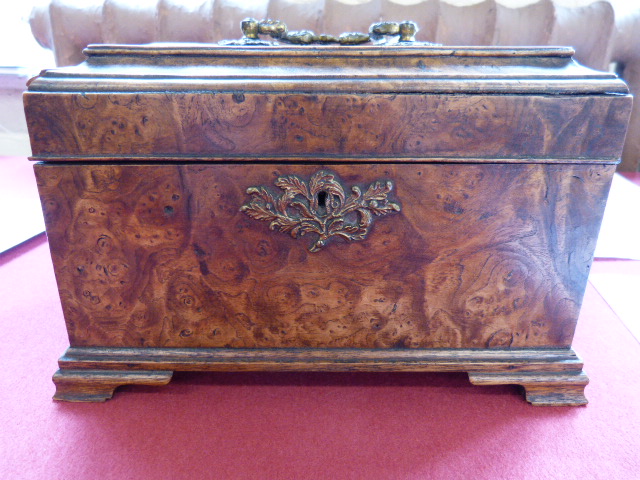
27,43,627,95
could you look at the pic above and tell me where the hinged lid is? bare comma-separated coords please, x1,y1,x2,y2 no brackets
24,43,632,163
29,44,627,95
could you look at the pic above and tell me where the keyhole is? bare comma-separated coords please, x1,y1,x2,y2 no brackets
317,191,328,209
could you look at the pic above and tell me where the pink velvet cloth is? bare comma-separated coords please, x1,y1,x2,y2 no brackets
1,235,639,479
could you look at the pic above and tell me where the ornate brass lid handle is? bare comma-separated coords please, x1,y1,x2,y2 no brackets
240,171,401,252
222,19,423,46
370,21,417,43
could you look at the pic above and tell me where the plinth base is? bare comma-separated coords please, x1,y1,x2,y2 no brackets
53,347,588,406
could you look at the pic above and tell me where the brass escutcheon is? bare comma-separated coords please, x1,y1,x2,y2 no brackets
240,170,401,252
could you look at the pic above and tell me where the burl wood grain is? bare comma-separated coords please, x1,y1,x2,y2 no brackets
35,162,614,350
24,93,631,160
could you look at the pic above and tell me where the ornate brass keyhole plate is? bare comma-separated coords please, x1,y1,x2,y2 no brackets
240,170,401,252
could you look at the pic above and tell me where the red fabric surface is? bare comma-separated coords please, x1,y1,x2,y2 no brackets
1,237,640,480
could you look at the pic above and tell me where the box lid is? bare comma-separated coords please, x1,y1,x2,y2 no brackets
27,44,627,95
24,44,632,163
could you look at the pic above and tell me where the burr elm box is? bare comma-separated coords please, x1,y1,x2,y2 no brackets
23,21,632,405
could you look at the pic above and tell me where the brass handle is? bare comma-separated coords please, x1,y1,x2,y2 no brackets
240,170,401,252
222,19,421,46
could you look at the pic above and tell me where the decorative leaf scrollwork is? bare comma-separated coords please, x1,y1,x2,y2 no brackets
240,170,401,252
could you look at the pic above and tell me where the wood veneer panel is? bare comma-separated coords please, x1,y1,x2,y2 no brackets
35,162,614,350
24,93,631,160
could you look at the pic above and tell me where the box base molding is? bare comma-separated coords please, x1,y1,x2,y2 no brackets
468,371,589,406
53,347,588,405
52,369,173,402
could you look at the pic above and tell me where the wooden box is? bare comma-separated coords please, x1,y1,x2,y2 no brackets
24,36,631,405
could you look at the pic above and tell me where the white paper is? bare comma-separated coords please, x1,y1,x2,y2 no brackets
594,173,640,260
0,158,45,253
